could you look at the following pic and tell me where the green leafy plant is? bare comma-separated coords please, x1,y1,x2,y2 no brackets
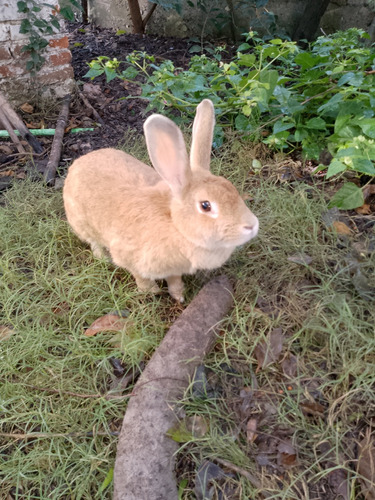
17,0,82,73
85,28,375,209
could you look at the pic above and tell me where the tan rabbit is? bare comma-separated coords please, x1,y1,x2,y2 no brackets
63,99,258,302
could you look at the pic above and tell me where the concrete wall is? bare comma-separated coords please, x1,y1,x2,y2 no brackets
0,0,74,104
88,0,375,41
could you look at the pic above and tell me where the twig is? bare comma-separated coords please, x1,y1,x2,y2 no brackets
0,91,43,153
0,109,25,154
44,94,71,185
213,457,263,490
79,91,105,125
142,3,157,30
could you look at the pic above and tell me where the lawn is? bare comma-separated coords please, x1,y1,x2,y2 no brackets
1,133,374,498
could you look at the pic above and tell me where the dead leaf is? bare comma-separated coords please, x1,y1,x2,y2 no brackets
254,328,284,371
358,430,375,500
246,418,258,443
0,325,16,341
83,82,103,99
277,440,297,467
84,313,128,337
332,221,353,236
356,203,372,215
20,102,34,114
185,415,208,439
288,253,313,266
281,353,298,378
300,401,325,418
0,145,13,155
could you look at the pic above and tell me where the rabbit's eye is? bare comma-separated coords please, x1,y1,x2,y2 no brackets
200,201,211,212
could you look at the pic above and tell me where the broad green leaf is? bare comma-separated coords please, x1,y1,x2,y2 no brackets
294,52,321,70
237,42,251,52
104,67,117,82
305,117,327,130
328,182,364,210
121,66,139,79
317,93,343,114
357,118,375,139
60,6,75,21
273,119,294,134
83,67,104,79
237,53,256,67
235,114,252,131
351,158,375,175
337,72,364,87
326,159,347,179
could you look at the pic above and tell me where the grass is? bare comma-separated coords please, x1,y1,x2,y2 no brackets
0,133,374,499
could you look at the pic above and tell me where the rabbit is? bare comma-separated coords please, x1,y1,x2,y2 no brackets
63,99,259,303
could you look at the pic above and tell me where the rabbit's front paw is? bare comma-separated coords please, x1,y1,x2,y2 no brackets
167,276,185,303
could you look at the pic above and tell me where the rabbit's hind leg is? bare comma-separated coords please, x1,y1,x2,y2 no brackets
134,274,161,295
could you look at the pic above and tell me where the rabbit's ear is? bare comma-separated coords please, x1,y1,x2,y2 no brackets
144,115,191,196
190,99,215,171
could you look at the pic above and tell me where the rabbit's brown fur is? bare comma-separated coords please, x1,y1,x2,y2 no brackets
63,100,258,302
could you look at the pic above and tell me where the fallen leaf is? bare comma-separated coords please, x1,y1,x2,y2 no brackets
0,325,16,341
0,145,13,155
185,415,208,439
281,353,298,378
277,440,297,467
357,430,375,500
195,461,227,500
356,203,372,215
84,313,128,337
332,221,353,236
20,102,34,114
254,328,284,371
288,253,313,266
300,401,325,418
246,418,258,443
167,415,208,442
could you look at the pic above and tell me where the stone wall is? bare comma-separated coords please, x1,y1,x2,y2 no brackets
88,0,375,41
0,1,74,104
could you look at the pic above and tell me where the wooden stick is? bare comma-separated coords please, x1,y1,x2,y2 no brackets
0,91,43,153
44,94,71,185
79,91,105,125
113,275,234,500
0,109,25,154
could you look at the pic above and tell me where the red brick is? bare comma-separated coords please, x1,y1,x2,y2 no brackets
0,47,10,60
49,50,72,66
37,66,74,84
49,36,69,49
0,63,15,77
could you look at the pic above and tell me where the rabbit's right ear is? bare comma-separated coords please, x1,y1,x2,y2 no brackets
144,114,191,197
190,99,215,171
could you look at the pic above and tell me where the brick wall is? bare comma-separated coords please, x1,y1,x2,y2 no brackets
0,1,74,104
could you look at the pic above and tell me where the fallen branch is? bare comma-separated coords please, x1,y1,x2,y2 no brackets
113,275,234,500
44,94,71,185
0,91,43,153
79,91,105,125
0,108,25,154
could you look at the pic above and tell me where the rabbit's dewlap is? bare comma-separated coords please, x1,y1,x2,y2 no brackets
63,99,258,302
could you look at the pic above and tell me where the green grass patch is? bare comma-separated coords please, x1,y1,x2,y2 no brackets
0,136,374,498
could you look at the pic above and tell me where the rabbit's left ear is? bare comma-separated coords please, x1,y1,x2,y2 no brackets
144,114,191,196
190,99,215,171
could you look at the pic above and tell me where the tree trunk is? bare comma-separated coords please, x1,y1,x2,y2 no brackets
127,0,145,33
292,0,330,42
